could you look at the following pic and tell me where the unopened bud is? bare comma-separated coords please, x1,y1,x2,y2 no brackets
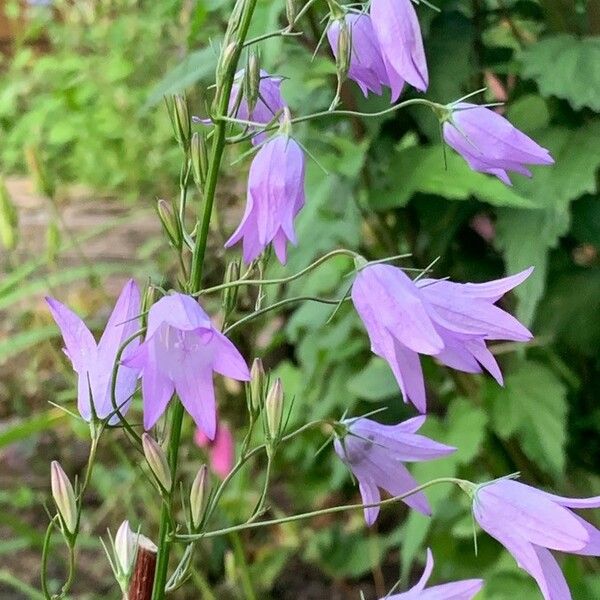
285,0,296,29
216,42,238,96
265,378,284,440
0,176,18,250
190,465,209,529
50,461,78,535
156,199,181,247
114,520,136,577
336,19,351,81
244,51,261,115
222,260,240,316
249,358,266,413
142,434,172,492
190,132,208,189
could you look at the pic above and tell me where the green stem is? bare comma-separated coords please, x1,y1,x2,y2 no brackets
40,518,57,600
197,248,358,295
223,295,350,335
229,532,257,600
176,477,467,542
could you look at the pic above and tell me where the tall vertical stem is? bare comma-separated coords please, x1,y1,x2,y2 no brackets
151,0,258,596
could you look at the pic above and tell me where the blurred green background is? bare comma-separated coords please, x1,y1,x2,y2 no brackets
0,0,599,598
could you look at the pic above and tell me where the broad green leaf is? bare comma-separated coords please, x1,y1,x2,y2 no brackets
488,361,568,475
368,145,533,210
347,357,399,402
521,35,600,112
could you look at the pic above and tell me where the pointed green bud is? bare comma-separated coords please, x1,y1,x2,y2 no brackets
244,51,261,115
222,260,240,316
190,465,209,529
50,461,78,535
0,176,18,250
285,0,297,29
142,433,172,492
190,132,208,189
249,358,266,413
336,18,351,82
265,378,284,441
156,199,181,247
216,42,238,100
173,94,191,151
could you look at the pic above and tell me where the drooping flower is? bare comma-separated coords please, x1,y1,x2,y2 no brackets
472,478,600,600
123,293,250,439
351,264,532,412
333,415,455,525
229,69,286,145
327,13,389,97
194,420,235,479
443,103,554,184
46,279,141,423
381,548,484,599
224,133,305,264
370,0,428,99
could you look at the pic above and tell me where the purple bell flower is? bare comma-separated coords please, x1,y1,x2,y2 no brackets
382,548,483,599
327,13,389,97
370,0,428,99
443,103,554,184
333,415,455,525
473,478,600,600
351,264,533,412
123,293,250,439
225,133,305,264
46,280,141,423
229,69,285,145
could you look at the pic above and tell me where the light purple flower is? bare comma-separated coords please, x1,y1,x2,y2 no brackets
352,264,533,412
370,0,428,99
333,416,455,525
473,478,600,600
229,69,285,145
382,548,483,599
327,13,389,97
443,103,554,184
225,134,305,264
123,293,250,439
46,280,141,423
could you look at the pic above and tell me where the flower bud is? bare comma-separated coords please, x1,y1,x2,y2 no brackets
265,378,284,441
249,358,266,413
221,260,240,316
285,0,296,29
336,19,351,82
142,434,172,492
216,42,238,98
190,132,208,189
114,520,136,577
190,465,209,529
244,51,261,115
173,94,191,151
156,199,181,247
50,461,78,535
0,176,18,251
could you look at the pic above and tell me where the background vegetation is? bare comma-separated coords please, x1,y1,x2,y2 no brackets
0,0,598,598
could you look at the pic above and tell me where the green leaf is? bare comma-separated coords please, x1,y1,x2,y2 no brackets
347,357,399,402
488,361,568,475
520,34,600,112
0,409,66,448
368,145,533,210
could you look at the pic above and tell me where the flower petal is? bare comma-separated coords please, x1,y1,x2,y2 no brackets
210,331,251,381
146,294,212,339
175,366,217,440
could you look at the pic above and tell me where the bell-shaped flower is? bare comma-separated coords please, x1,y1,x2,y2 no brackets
473,478,600,600
370,0,428,99
229,69,285,145
443,103,554,184
123,293,250,439
333,415,455,525
194,420,235,479
224,130,305,264
327,13,389,97
46,279,141,423
382,548,483,599
352,264,532,412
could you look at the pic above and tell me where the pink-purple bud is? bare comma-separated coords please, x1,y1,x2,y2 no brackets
265,378,284,440
142,433,172,492
50,461,78,535
190,465,209,529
